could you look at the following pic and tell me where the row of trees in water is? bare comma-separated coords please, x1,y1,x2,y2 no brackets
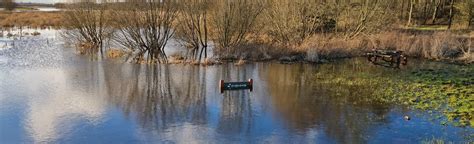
63,0,474,64
64,0,262,63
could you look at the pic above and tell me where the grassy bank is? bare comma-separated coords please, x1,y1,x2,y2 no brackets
219,31,473,64
298,31,473,63
0,11,63,28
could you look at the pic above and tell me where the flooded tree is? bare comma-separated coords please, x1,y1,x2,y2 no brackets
55,0,472,63
112,0,178,64
174,0,211,63
63,0,113,58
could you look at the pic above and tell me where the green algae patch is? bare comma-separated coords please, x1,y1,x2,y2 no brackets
311,63,474,127
400,67,474,127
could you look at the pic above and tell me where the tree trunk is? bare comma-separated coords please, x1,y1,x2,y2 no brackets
431,0,439,24
203,12,208,59
448,0,455,29
401,0,406,19
468,12,473,29
407,0,415,27
469,17,473,29
423,0,429,24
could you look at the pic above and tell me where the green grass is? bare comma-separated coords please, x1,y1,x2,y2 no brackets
312,65,474,127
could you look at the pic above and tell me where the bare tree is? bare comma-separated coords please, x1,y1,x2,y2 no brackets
264,0,338,45
175,0,210,63
63,0,113,58
112,0,178,63
342,0,393,39
212,0,264,57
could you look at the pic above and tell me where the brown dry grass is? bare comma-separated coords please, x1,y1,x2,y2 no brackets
299,35,363,59
190,58,219,66
370,31,468,60
168,53,186,64
168,53,218,65
76,42,98,55
297,31,472,63
212,31,472,64
202,58,217,66
106,49,126,59
234,59,246,66
0,11,63,28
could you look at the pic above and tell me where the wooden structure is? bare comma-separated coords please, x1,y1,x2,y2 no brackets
367,49,408,66
219,79,253,93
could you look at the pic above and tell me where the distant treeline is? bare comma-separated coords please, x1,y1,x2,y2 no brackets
62,0,473,64
0,0,67,10
0,0,17,11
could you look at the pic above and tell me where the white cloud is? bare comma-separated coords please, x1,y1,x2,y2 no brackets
21,69,106,143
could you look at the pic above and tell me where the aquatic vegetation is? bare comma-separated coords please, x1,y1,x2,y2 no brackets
399,67,474,127
312,64,474,127
421,138,452,144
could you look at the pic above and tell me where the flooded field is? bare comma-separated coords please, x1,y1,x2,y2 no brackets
0,30,473,143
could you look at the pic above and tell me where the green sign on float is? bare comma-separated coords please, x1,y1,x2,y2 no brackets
219,79,253,93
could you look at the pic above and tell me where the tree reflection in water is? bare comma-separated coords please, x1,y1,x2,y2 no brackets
102,64,208,131
98,61,394,142
217,64,254,135
262,61,393,143
62,59,467,143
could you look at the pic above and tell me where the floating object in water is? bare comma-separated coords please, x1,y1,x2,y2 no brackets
219,79,253,93
404,115,411,121
367,49,408,67
31,31,41,36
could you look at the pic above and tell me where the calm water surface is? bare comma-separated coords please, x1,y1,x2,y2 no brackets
0,30,472,143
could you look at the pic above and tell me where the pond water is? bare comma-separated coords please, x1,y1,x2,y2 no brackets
0,30,472,143
0,7,61,12
36,7,61,12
